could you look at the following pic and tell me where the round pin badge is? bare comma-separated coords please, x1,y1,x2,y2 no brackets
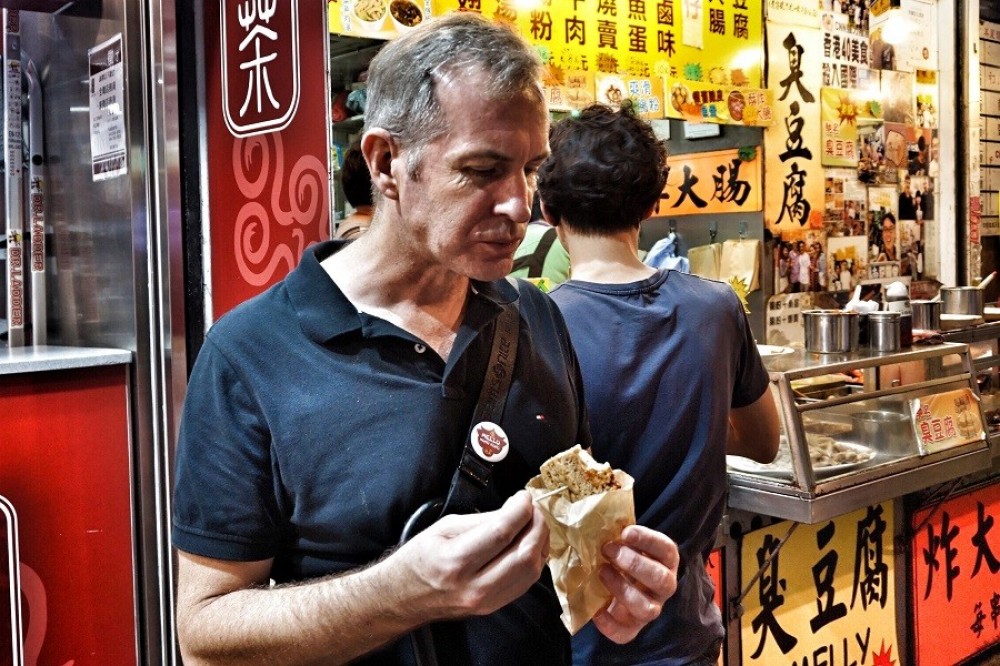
470,421,510,461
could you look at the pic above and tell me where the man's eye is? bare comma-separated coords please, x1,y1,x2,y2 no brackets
466,166,498,178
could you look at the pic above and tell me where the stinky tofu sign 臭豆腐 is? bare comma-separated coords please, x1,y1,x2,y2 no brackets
740,504,899,665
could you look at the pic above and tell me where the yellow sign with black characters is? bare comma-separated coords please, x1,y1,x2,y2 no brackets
329,0,765,126
740,505,899,665
660,148,762,216
764,21,825,232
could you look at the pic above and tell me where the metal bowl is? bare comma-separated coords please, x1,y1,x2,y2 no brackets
867,311,901,352
851,410,912,455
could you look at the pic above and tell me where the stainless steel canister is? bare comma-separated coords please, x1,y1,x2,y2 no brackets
803,309,860,353
941,286,985,317
911,299,941,331
868,311,901,352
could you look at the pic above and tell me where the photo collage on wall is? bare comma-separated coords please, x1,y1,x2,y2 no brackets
770,0,938,302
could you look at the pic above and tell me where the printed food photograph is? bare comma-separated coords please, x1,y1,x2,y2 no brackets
389,0,423,29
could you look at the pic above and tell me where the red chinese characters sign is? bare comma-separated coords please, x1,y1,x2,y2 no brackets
911,388,986,455
912,482,1000,664
206,0,330,320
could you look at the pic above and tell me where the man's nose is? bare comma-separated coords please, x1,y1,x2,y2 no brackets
496,173,532,224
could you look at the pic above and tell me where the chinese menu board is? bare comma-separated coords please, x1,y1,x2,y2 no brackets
740,504,899,665
329,0,764,123
912,482,1000,664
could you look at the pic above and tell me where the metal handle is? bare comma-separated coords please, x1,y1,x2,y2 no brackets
400,499,444,545
400,499,445,666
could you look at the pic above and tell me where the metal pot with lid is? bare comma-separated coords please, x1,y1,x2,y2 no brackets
803,309,860,354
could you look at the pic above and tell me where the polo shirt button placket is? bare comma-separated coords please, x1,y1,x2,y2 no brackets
414,343,427,354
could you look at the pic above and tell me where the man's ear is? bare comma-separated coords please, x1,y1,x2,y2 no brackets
539,199,558,226
362,129,400,201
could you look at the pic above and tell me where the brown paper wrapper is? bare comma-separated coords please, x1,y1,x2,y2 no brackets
526,471,636,635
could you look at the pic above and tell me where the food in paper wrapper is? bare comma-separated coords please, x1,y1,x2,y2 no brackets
527,445,635,634
540,444,620,501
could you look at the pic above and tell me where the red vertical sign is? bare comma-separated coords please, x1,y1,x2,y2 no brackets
206,0,330,320
912,482,1000,665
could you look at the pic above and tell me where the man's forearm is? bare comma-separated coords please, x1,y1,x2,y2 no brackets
179,560,421,666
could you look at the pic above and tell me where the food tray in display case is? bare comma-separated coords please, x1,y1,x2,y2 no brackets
727,342,991,523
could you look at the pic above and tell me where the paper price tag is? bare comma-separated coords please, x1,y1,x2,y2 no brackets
910,388,987,454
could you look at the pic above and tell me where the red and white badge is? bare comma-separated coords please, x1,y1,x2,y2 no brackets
471,421,509,461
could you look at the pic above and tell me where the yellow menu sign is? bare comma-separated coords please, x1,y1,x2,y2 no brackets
910,388,987,455
423,0,762,90
330,0,765,126
740,505,899,665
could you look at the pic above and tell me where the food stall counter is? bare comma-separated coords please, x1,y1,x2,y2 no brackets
727,343,991,523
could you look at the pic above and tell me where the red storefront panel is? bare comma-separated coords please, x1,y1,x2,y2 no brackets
0,364,136,664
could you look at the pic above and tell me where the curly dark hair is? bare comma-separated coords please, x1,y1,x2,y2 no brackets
537,101,667,234
341,142,373,208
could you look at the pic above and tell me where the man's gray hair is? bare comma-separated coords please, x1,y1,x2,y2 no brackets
364,12,544,177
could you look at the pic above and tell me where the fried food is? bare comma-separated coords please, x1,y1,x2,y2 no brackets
540,445,620,502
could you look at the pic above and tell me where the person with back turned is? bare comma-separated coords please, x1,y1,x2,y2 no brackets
539,102,780,666
172,14,679,665
334,140,375,240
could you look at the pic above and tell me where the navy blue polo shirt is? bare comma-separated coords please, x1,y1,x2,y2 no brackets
172,240,588,664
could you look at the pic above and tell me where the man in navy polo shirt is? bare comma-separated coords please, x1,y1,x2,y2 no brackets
172,13,679,665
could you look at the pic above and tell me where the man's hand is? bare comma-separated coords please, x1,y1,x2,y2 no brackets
391,490,550,620
592,525,679,643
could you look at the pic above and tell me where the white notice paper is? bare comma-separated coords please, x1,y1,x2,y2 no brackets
88,34,126,181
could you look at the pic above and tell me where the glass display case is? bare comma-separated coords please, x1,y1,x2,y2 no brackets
727,343,991,523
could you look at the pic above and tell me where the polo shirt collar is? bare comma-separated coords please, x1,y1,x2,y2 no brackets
287,240,519,344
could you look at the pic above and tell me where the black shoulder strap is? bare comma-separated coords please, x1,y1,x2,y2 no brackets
511,228,558,278
440,293,520,515
402,283,521,666
398,284,522,543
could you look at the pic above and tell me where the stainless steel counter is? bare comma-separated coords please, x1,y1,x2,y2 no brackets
0,345,132,375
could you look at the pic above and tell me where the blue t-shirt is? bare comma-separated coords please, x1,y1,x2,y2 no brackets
172,240,591,665
549,270,769,666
